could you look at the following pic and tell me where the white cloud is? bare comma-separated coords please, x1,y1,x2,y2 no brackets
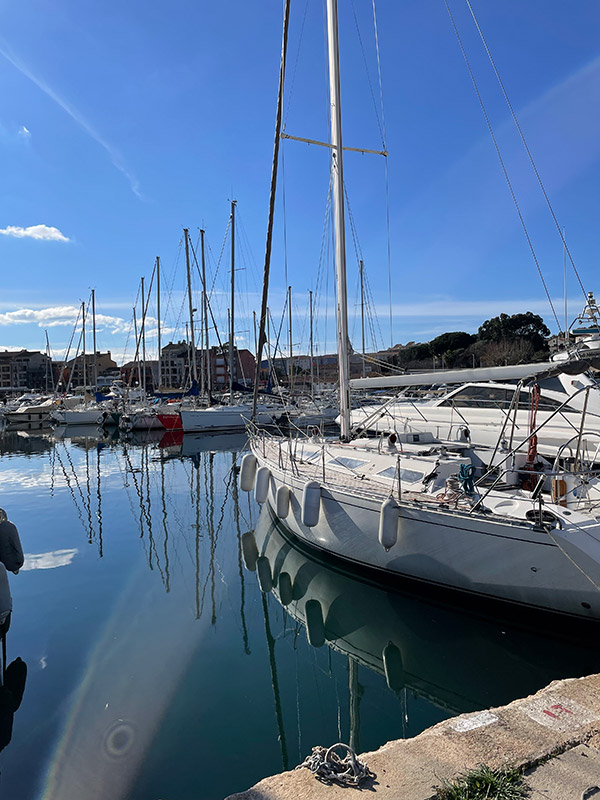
18,124,30,139
0,224,69,242
0,304,131,333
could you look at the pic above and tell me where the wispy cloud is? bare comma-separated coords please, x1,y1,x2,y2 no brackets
0,39,142,198
0,224,69,242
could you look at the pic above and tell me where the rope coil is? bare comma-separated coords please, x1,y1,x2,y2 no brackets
295,742,374,786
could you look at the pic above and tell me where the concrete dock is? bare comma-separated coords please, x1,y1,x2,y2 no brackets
227,674,600,799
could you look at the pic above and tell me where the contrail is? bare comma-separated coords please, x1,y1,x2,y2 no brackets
0,38,143,198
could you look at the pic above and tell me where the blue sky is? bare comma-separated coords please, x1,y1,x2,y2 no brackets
1,0,600,364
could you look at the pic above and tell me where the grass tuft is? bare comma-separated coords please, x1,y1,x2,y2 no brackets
434,764,528,800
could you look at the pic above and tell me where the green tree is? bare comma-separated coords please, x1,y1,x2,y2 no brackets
478,312,550,353
429,331,474,357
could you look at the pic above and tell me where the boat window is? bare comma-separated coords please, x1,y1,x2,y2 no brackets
439,386,567,412
439,386,512,408
328,456,367,470
377,466,424,483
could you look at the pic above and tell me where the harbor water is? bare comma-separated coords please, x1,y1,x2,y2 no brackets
1,427,600,799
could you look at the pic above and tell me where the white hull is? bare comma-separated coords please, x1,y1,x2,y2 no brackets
52,409,105,426
180,404,274,432
250,444,600,620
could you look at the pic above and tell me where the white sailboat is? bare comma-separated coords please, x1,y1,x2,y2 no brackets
241,0,600,621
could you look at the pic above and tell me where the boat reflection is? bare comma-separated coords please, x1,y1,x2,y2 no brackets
0,617,27,760
248,505,600,720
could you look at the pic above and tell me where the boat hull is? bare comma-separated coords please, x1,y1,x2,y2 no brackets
180,405,273,432
250,446,600,620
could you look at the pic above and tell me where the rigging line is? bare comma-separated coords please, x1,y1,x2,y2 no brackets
282,140,289,288
371,0,388,147
350,0,385,147
283,0,309,130
210,215,232,298
384,156,393,348
372,0,393,347
444,0,562,334
464,0,588,302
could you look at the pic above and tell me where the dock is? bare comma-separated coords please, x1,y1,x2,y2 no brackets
227,673,600,799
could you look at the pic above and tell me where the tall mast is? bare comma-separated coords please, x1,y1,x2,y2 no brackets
288,285,293,392
229,200,237,404
326,0,351,440
360,260,366,378
133,306,142,389
184,228,198,387
156,256,162,389
92,289,98,391
309,290,314,399
200,229,211,399
252,0,291,419
141,276,147,395
82,300,87,392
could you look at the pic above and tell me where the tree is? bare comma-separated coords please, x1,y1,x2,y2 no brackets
478,312,550,354
429,331,475,357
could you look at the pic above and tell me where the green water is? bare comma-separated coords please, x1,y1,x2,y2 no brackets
1,427,599,800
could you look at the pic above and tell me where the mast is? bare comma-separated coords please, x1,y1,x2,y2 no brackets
287,285,293,392
156,256,162,390
81,300,87,392
252,0,291,419
92,289,98,392
309,290,314,399
326,0,351,440
229,200,237,404
360,260,366,378
200,229,211,399
141,276,147,395
133,306,142,389
184,228,198,387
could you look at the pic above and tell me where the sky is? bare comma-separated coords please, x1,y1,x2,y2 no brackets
1,0,600,365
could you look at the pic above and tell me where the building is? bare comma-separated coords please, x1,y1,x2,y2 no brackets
58,351,118,390
156,341,256,391
0,349,53,392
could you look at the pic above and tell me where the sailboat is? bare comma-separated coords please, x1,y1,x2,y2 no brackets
178,208,283,433
240,0,600,621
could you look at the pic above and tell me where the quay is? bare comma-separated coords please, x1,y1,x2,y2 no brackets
228,673,600,799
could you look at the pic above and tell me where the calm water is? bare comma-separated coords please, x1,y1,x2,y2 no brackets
1,426,600,800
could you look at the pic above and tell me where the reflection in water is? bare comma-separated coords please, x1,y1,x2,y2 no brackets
5,425,600,799
249,505,600,746
38,432,254,799
0,619,27,760
21,550,78,571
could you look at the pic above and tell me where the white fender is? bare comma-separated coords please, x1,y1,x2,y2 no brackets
378,496,400,551
305,598,325,648
276,486,290,519
382,641,404,692
241,531,259,571
278,572,293,606
254,466,271,505
302,481,321,528
239,454,258,492
256,556,273,592
0,565,12,626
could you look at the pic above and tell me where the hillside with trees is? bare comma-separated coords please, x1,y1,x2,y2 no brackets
384,312,551,372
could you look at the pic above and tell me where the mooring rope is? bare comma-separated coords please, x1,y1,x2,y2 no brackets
295,742,373,786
